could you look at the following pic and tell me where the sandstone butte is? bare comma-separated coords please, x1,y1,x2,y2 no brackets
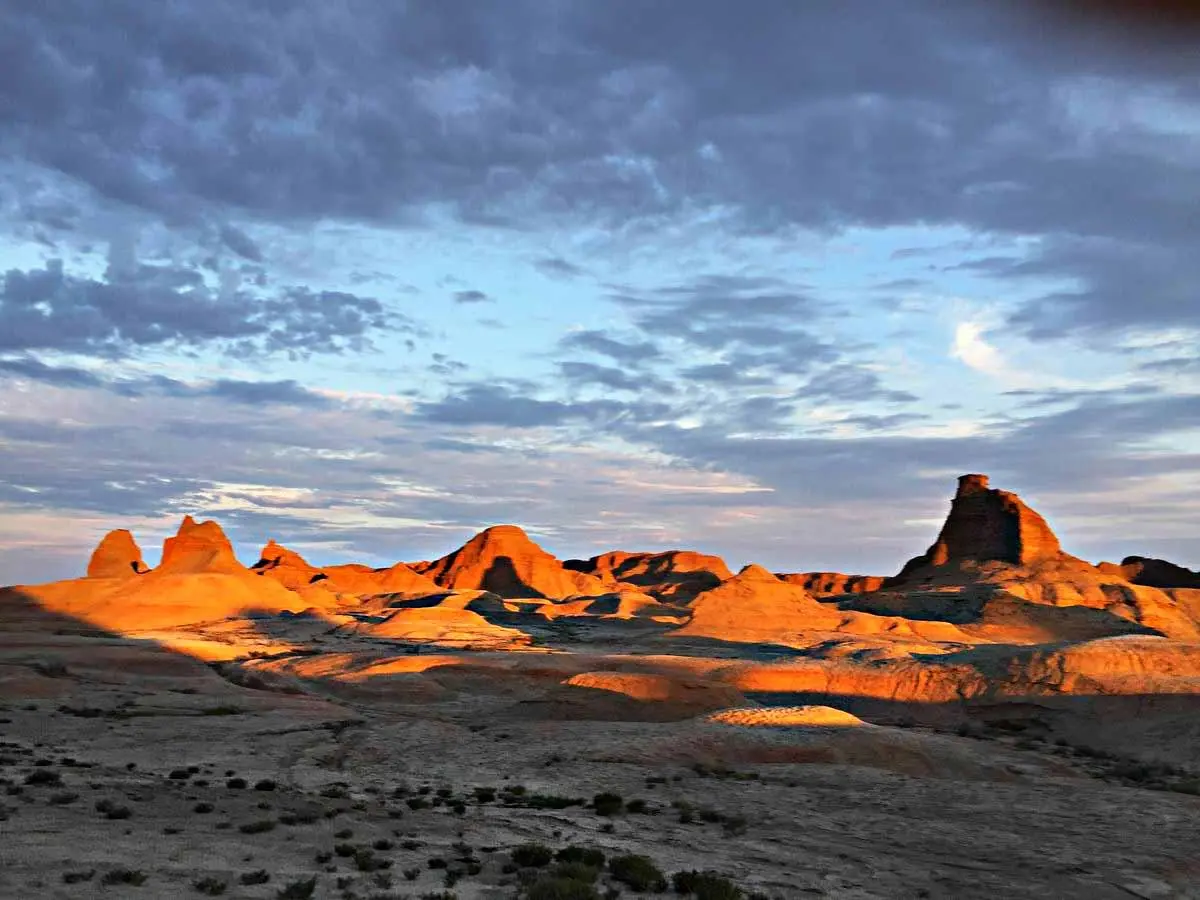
7,472,1200,653
253,539,440,595
85,528,146,578
417,524,613,598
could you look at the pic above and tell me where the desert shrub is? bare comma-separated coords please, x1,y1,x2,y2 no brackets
511,843,555,868
592,792,624,816
62,869,96,884
722,815,748,836
625,798,649,814
48,791,79,805
452,801,467,815
403,867,421,881
254,779,277,791
238,819,276,834
335,828,354,839
474,786,497,803
194,802,214,814
280,809,319,825
24,769,61,786
334,843,358,857
428,857,448,869
354,848,392,872
101,868,147,886
314,851,333,864
240,870,271,885
553,861,601,883
526,875,602,900
275,876,317,899
95,798,132,819
169,769,191,780
557,847,605,868
672,870,744,899
193,876,227,895
202,705,243,716
436,787,453,798
406,797,429,810
226,777,247,789
1171,779,1200,795
609,854,666,892
526,794,584,810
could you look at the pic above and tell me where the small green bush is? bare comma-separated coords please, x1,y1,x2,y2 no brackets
275,876,317,899
557,847,605,868
101,868,147,886
610,854,667,892
672,870,745,899
193,876,227,895
526,875,602,900
592,792,624,816
511,843,555,868
238,819,276,834
240,870,271,885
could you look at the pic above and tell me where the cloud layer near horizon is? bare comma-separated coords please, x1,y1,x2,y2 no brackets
1,1,1197,582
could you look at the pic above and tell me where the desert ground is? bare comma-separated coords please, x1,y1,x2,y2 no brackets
2,474,1199,899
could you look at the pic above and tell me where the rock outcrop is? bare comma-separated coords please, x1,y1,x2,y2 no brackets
421,525,611,599
253,540,440,595
566,550,733,601
777,572,885,596
1097,556,1200,590
892,474,1068,580
86,529,147,578
157,516,245,575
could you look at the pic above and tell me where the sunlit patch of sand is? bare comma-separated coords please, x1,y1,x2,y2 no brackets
704,705,867,727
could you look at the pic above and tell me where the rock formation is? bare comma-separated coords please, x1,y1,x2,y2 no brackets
421,525,611,599
157,515,245,575
777,572,885,596
566,550,733,600
1097,556,1200,590
86,529,147,578
254,540,440,595
892,474,1068,580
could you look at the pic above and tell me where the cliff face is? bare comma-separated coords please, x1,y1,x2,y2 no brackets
895,474,1064,579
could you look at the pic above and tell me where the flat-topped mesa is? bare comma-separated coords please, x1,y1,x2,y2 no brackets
423,524,611,599
157,515,245,575
86,529,147,578
893,474,1065,580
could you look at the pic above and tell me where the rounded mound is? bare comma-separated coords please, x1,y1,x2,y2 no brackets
704,705,867,728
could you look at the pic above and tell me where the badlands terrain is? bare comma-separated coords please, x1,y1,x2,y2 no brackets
2,474,1199,899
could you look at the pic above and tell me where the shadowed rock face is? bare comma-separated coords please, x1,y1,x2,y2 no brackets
86,529,146,578
777,572,885,596
895,474,1065,579
566,549,733,600
1098,556,1200,590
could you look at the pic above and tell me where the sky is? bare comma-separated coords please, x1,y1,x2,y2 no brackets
1,1,1198,583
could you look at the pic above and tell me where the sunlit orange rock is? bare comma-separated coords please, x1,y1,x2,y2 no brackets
253,540,440,595
421,524,611,599
86,529,147,578
157,515,245,575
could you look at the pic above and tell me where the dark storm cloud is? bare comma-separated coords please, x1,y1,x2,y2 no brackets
4,1,1197,346
219,224,263,262
0,258,409,358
